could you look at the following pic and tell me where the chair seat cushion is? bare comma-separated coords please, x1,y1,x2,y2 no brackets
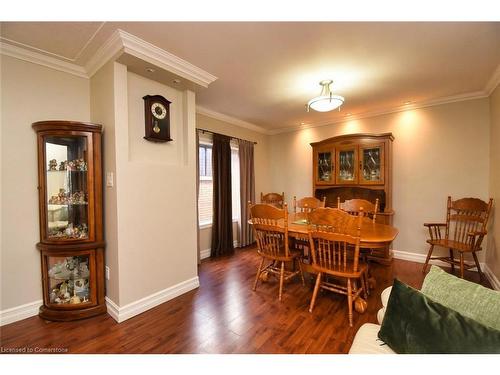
378,279,500,353
427,238,473,252
348,323,395,354
421,265,500,330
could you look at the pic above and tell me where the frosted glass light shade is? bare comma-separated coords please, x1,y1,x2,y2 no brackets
308,94,345,112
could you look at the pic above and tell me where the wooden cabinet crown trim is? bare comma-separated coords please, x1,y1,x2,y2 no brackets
310,132,394,147
32,121,102,133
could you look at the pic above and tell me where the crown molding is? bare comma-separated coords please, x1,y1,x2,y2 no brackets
0,41,88,78
117,30,217,88
484,64,500,96
85,29,124,77
1,23,105,63
196,106,271,135
1,36,76,62
1,29,218,89
268,90,489,135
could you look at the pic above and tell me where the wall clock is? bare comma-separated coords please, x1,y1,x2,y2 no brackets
143,95,172,142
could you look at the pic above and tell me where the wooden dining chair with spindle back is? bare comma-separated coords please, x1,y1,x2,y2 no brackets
338,197,379,289
292,195,326,263
307,208,368,327
260,192,285,208
338,197,379,223
249,203,305,301
422,196,493,281
293,196,326,213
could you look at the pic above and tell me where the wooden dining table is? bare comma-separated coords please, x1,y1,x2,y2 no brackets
249,211,399,292
287,212,398,249
288,212,399,289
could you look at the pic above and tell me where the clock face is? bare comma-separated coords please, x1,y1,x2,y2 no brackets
151,102,167,120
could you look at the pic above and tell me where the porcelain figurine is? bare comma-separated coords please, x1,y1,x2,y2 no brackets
59,280,69,296
48,159,58,171
50,289,58,303
69,290,81,304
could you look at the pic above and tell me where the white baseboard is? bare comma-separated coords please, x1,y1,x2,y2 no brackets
392,249,451,267
0,300,42,326
200,248,211,260
392,249,499,290
200,240,240,260
483,264,500,291
105,276,200,323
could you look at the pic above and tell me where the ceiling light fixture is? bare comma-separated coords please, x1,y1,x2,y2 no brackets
306,80,345,112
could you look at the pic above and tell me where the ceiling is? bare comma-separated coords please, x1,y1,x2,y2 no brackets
1,22,499,131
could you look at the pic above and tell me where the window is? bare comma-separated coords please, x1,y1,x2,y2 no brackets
197,139,240,229
198,143,213,225
199,144,212,178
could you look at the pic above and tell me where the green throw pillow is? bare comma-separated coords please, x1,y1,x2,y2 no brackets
378,279,500,354
421,265,500,330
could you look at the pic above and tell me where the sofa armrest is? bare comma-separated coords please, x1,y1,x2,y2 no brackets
381,286,392,307
348,323,395,354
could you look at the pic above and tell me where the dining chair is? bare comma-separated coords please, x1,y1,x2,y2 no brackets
291,195,326,264
307,208,368,327
260,192,285,208
422,196,493,281
249,203,305,301
293,196,326,213
338,197,379,223
338,197,379,288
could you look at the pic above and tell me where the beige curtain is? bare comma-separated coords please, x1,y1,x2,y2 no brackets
238,139,255,247
196,130,201,264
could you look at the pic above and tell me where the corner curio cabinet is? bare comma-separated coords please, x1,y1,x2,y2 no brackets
33,121,106,321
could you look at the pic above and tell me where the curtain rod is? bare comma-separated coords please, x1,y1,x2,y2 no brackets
197,128,257,145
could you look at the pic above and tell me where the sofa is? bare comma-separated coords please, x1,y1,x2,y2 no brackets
349,265,500,354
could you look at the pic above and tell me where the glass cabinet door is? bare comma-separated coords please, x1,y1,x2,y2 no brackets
360,144,384,185
315,148,335,184
45,253,96,307
44,135,93,241
336,147,358,184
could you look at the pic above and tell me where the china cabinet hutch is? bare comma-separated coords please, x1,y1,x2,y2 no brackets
311,133,394,263
33,121,106,321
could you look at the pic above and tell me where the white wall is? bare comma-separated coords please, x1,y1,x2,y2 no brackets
90,61,120,304
113,71,198,306
269,99,491,259
487,84,500,282
0,55,90,310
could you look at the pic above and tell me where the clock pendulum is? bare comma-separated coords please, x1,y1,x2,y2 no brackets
153,120,161,134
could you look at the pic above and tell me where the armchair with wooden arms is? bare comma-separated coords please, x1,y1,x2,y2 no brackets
260,192,285,208
249,203,305,301
307,208,369,327
422,196,493,281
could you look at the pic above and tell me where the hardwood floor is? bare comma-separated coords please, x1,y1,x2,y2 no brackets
0,247,492,354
